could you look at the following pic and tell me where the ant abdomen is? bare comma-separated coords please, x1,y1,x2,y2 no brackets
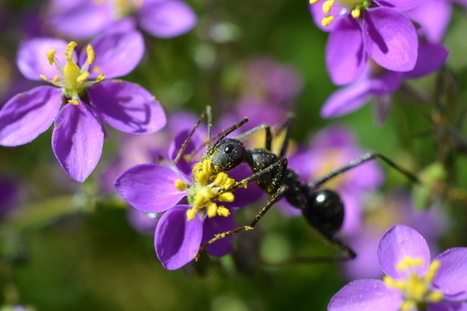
303,189,345,233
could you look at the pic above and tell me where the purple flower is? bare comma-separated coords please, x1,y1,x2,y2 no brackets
309,0,425,85
44,0,197,40
0,32,166,182
115,155,239,269
320,41,449,122
328,224,467,311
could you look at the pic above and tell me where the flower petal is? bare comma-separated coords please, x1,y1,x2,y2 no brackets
373,0,426,11
362,8,418,72
378,224,431,279
405,0,452,43
84,30,145,79
428,301,467,311
320,78,373,118
155,205,202,270
17,37,70,81
433,247,467,300
114,163,186,213
89,80,166,134
328,279,402,311
52,102,104,182
0,86,62,146
404,42,448,79
44,0,114,39
202,214,235,257
138,0,197,38
326,15,367,85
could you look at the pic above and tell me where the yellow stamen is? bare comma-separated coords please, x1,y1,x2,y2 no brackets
322,15,334,27
95,74,106,82
65,41,77,62
86,44,95,64
351,7,361,18
217,206,230,217
77,72,90,83
46,50,56,65
174,179,187,191
309,0,321,4
206,202,218,218
396,257,424,271
218,192,234,202
186,209,196,221
322,0,334,13
39,74,48,81
68,99,80,105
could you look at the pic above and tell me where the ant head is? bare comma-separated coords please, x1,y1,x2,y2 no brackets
208,138,247,173
303,189,344,233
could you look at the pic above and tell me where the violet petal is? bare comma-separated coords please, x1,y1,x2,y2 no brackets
373,0,426,11
203,214,235,257
328,279,402,311
320,78,373,118
404,42,449,79
52,102,104,182
84,30,145,79
326,15,366,85
406,0,452,43
0,86,62,146
114,163,186,213
155,205,202,270
433,247,467,300
17,37,70,81
88,80,166,134
378,224,431,280
138,0,197,38
362,8,418,72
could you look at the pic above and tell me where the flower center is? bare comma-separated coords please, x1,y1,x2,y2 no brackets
309,0,370,27
383,256,444,310
39,41,106,105
174,159,236,221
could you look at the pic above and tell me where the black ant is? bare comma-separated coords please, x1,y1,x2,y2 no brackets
175,107,419,262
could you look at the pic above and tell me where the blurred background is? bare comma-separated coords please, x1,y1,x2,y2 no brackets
1,0,467,310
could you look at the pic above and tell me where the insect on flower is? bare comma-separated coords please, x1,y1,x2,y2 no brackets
179,107,420,262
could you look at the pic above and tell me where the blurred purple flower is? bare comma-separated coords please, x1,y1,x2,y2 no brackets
328,224,467,311
44,0,197,40
0,32,166,182
320,41,449,123
0,176,20,219
126,208,161,235
310,0,425,85
342,190,448,280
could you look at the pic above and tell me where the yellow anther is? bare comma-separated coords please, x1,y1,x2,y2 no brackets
396,257,424,271
65,41,78,62
86,44,95,64
309,0,321,4
186,209,196,221
322,15,334,27
68,99,80,105
428,291,443,303
52,76,60,83
174,179,187,191
218,192,234,202
193,194,206,209
351,7,361,18
400,300,416,311
206,202,218,218
322,0,334,13
217,206,230,217
39,74,48,81
46,50,56,65
77,72,90,83
213,172,229,187
424,260,441,282
95,74,106,82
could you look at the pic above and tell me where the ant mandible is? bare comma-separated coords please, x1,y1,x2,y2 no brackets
175,106,419,262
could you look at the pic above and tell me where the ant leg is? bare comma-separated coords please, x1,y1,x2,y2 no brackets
306,152,420,191
275,114,294,158
195,184,289,261
173,106,213,166
291,215,356,264
234,124,273,151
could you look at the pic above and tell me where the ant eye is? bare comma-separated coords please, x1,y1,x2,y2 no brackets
224,144,234,153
